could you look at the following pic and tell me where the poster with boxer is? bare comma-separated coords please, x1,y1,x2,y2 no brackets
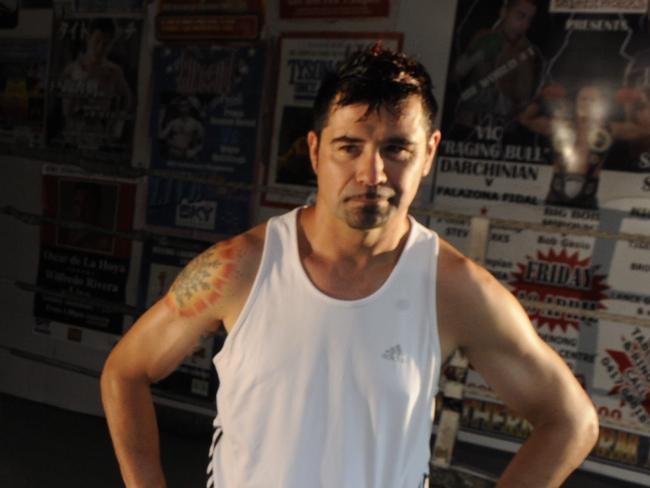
0,38,48,148
435,0,650,214
33,164,137,345
46,14,142,165
263,32,402,207
139,239,224,403
147,43,266,237
150,44,265,180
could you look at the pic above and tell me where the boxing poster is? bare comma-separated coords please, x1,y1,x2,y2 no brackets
150,44,266,181
156,0,261,40
0,38,49,148
146,175,252,237
435,0,650,215
33,164,136,345
146,43,266,237
139,240,225,403
46,14,142,165
430,214,650,484
263,32,402,207
279,0,390,19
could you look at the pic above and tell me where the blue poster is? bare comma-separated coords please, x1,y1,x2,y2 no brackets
146,176,252,236
150,43,266,184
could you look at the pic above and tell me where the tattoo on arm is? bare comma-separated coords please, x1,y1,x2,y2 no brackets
165,243,236,317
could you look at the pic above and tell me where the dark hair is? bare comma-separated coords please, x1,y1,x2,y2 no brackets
89,18,116,37
312,45,439,135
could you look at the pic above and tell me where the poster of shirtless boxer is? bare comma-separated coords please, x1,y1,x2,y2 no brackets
46,14,142,165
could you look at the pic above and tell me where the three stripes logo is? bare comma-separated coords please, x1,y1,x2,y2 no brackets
382,344,407,363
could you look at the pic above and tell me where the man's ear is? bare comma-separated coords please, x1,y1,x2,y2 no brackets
307,131,320,173
422,129,441,177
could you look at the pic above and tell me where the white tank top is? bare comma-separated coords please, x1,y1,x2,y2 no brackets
208,208,442,488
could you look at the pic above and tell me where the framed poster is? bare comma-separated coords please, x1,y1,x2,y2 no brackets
263,31,403,207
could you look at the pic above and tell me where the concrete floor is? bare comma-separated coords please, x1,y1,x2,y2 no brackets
0,393,643,487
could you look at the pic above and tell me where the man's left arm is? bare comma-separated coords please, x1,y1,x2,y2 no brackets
438,246,599,487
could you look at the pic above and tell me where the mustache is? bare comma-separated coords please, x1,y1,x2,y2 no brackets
343,187,396,201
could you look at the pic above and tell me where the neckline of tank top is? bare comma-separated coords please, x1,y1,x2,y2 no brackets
289,206,420,308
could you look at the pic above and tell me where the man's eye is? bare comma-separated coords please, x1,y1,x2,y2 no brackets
339,145,359,155
384,145,411,159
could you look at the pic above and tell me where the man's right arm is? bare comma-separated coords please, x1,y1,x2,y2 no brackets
100,231,263,487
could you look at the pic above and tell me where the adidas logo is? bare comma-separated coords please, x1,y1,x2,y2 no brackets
382,344,407,363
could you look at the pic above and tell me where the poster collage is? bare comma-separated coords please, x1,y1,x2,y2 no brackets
431,0,650,483
1,0,649,482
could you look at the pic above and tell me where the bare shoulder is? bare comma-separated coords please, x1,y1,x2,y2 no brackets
164,222,266,325
436,238,530,360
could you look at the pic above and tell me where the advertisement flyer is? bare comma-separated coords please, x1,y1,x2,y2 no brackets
0,39,49,148
46,14,142,165
264,32,403,206
139,239,224,403
435,0,650,214
429,214,650,483
34,164,136,342
279,0,390,19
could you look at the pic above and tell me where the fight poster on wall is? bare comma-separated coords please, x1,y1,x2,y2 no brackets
263,32,402,207
139,240,225,403
0,38,48,148
146,176,252,237
279,0,390,19
156,0,261,40
33,164,137,349
434,0,650,216
430,215,650,484
46,13,142,165
146,43,266,237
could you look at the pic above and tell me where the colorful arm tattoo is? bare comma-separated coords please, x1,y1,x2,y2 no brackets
165,242,236,317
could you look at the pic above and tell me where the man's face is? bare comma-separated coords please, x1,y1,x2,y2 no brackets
86,30,112,63
576,85,607,121
307,95,440,230
501,0,536,42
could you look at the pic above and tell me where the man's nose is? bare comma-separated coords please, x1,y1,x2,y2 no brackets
355,149,388,186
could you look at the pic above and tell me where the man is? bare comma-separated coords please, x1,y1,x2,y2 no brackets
159,96,205,161
451,0,540,134
101,47,598,487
